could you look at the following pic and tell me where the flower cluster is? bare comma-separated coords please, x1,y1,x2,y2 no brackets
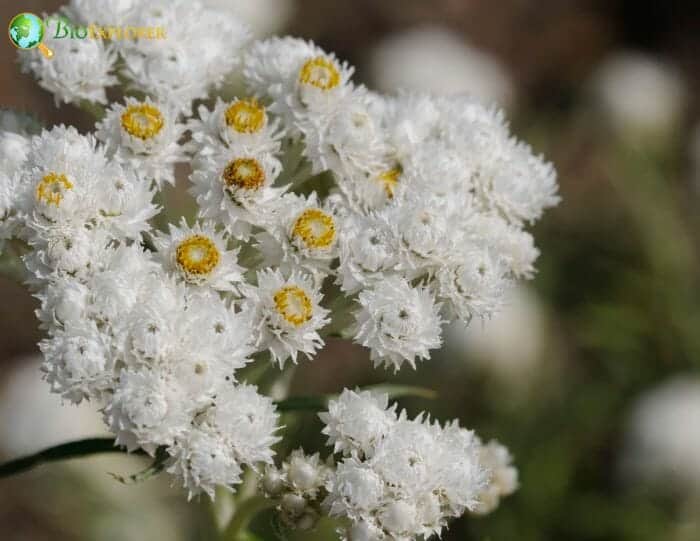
263,390,518,540
321,390,500,540
1,0,556,530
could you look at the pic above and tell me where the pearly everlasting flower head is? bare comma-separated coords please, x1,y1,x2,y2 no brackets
19,17,118,106
153,219,244,293
242,268,329,367
95,97,188,188
354,277,443,371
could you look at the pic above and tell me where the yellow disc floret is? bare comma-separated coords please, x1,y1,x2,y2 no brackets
121,103,164,140
175,235,220,280
299,56,341,91
224,98,265,134
291,208,336,250
273,285,313,327
36,172,73,206
377,167,401,199
222,158,266,191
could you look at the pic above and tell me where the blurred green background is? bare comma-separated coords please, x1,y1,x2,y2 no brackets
1,1,700,540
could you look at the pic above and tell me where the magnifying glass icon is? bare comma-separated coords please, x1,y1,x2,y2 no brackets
8,12,54,59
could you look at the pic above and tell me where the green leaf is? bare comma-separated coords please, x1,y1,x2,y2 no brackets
0,437,139,479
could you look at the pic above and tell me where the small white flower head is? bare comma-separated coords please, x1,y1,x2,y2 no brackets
473,439,518,515
243,268,329,367
67,0,137,24
475,139,559,225
19,17,117,106
336,212,399,294
380,195,459,277
354,277,443,371
255,192,339,280
105,365,191,454
281,449,331,498
319,389,397,458
39,322,112,404
167,426,242,500
243,37,353,130
435,244,511,323
16,126,158,243
204,383,281,466
118,0,251,113
153,219,244,293
95,97,187,188
298,87,388,181
189,147,284,239
324,459,386,522
189,97,283,155
22,225,115,284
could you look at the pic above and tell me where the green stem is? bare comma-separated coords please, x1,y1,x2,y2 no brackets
0,437,139,478
221,495,274,541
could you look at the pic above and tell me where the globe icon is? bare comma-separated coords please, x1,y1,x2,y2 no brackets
8,12,45,50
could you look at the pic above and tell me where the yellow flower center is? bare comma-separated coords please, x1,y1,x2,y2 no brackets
291,208,336,250
121,103,164,140
175,235,220,279
377,168,401,199
222,158,266,191
36,172,73,206
299,57,341,90
224,98,265,134
273,285,313,327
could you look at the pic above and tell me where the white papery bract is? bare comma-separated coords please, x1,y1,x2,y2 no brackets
9,0,548,510
319,389,397,458
354,277,443,371
153,219,244,293
19,20,117,106
242,268,329,367
95,97,187,187
189,144,285,240
321,391,491,541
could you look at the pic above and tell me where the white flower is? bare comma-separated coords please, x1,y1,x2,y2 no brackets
105,365,191,454
475,139,559,225
255,192,339,280
435,243,511,323
319,389,397,457
117,0,251,113
19,18,117,106
153,219,244,293
95,97,187,188
298,87,388,181
243,37,354,131
473,439,519,515
189,97,283,156
354,277,443,371
336,212,399,294
16,126,158,244
39,321,113,404
242,268,329,367
167,426,242,500
205,383,281,466
190,146,285,239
